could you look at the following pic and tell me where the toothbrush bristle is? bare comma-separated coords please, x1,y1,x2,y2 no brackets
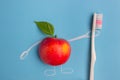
96,14,103,29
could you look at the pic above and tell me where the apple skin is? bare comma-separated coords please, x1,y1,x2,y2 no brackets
39,37,71,66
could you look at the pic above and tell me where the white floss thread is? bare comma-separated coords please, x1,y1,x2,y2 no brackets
20,40,41,60
44,65,74,76
20,30,100,60
19,30,101,76
44,66,56,76
60,65,74,74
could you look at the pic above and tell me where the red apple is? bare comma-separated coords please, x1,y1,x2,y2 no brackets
39,37,71,66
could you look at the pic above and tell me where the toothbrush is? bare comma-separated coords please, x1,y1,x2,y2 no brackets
90,13,103,80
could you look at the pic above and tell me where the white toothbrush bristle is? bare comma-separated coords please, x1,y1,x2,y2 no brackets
96,14,103,29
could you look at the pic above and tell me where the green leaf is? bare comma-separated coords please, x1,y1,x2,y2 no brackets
34,21,54,36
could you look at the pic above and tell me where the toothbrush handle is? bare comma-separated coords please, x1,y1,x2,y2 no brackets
90,32,96,80
90,13,97,80
90,51,96,80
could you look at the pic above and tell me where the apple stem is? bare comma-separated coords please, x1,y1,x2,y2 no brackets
54,35,57,38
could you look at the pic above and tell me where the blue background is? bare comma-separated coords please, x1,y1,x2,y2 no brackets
0,0,120,80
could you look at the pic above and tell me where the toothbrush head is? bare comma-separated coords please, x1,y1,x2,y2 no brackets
96,14,103,30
